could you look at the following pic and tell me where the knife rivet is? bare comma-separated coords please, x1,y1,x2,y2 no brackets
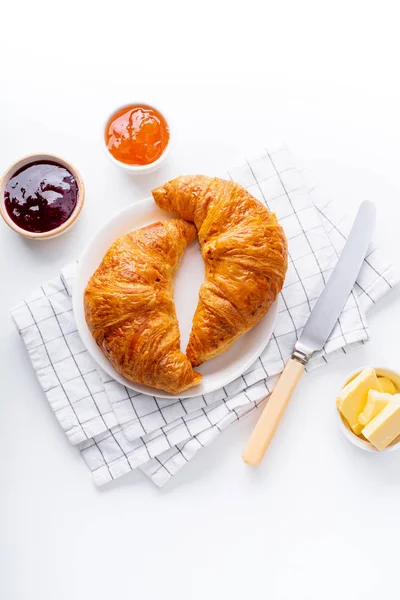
292,349,309,365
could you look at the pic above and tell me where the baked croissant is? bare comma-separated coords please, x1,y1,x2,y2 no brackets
152,176,288,366
84,219,202,394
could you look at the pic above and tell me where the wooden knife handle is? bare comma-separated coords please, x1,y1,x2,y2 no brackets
242,358,305,466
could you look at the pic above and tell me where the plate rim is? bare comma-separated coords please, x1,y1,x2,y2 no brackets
73,198,278,398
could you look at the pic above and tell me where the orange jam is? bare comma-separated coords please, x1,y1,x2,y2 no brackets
105,104,169,166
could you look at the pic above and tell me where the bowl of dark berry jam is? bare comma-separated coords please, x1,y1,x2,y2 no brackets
0,154,84,239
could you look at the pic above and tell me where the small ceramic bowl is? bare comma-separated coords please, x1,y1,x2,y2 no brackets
0,153,84,240
337,366,400,453
103,102,171,174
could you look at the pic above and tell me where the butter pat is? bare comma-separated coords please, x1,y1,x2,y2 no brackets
361,396,400,450
358,390,392,426
378,376,397,395
337,368,382,435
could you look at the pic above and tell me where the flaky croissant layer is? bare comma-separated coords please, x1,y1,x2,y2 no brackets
84,219,202,394
153,176,288,366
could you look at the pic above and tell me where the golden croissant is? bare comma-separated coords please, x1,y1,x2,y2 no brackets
84,219,202,394
152,176,288,366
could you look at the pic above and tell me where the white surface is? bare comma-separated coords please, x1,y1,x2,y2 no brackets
74,196,278,398
2,2,400,599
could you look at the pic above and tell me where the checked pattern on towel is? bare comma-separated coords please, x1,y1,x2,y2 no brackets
12,146,397,487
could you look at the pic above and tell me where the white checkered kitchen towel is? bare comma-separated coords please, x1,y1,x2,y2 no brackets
11,146,397,487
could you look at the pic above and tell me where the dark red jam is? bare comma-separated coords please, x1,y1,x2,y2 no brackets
4,161,79,233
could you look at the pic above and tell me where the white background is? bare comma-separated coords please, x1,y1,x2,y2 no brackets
2,1,400,598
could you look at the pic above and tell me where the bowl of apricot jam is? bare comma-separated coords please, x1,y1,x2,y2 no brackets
104,103,170,174
0,154,84,239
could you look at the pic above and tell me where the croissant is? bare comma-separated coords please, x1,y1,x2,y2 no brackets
84,219,202,394
152,176,288,366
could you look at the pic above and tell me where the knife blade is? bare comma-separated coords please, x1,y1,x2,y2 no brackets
294,200,376,360
242,200,376,466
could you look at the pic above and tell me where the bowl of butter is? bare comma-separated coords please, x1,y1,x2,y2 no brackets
336,367,400,452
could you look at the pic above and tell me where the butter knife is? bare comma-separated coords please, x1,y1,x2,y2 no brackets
242,200,376,466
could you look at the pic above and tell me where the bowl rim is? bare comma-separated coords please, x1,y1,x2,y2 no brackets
103,101,171,173
337,365,400,453
0,153,85,239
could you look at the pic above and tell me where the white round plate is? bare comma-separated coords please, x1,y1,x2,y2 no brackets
73,197,278,398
